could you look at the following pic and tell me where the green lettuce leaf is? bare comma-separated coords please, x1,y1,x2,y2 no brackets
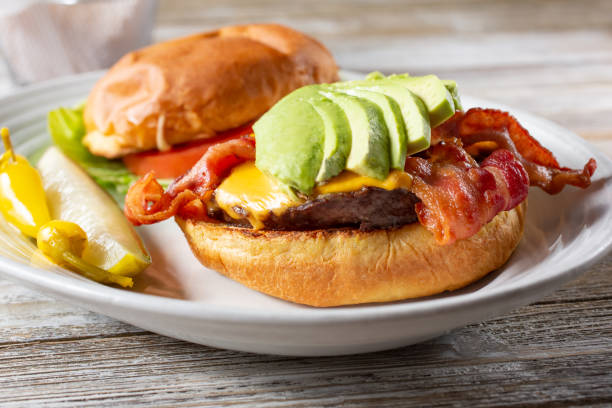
47,104,139,203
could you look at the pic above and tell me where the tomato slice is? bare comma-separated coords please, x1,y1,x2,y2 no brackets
123,123,254,179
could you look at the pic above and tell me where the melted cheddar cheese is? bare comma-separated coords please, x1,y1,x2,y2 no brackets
313,168,413,195
214,161,413,229
214,162,297,229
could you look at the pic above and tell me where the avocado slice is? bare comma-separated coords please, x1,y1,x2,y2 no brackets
442,79,463,112
385,74,455,127
308,97,352,182
350,83,431,157
278,85,351,183
336,88,407,170
253,91,325,194
365,71,386,81
321,90,390,180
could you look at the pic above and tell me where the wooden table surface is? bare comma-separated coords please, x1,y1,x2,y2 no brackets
2,1,611,406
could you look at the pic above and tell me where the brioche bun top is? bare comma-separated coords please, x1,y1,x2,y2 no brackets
83,23,339,158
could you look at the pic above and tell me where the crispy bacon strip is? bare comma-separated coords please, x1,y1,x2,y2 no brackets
124,173,205,226
124,137,256,225
461,108,560,167
431,111,462,145
167,137,256,197
411,108,596,243
439,108,596,194
405,142,529,245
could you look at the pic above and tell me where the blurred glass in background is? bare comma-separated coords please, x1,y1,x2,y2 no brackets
0,0,157,85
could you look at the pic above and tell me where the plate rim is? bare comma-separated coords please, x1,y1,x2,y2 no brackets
0,70,611,325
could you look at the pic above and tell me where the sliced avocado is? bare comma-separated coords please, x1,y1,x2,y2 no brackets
307,97,351,182
253,90,325,194
336,88,407,170
279,85,351,183
365,71,386,81
350,83,431,156
442,79,463,111
321,90,390,180
385,74,455,127
370,72,462,113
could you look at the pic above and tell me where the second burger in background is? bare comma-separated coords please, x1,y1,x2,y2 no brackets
47,23,339,196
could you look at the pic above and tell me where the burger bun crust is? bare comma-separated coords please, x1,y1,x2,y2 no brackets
83,23,339,158
176,201,526,307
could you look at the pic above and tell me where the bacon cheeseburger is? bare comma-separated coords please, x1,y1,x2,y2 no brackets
124,71,596,307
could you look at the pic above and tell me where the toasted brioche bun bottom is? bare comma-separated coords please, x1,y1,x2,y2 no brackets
176,201,526,307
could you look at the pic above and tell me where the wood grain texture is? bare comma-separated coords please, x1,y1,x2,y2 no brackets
1,0,611,406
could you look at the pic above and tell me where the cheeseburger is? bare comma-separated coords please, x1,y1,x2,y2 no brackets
79,25,596,307
120,70,596,306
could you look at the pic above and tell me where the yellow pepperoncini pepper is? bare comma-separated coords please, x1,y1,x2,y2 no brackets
0,128,51,237
37,221,132,287
0,128,132,287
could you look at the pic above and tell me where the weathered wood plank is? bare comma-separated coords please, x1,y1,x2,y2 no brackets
0,300,610,407
0,281,144,344
156,0,612,35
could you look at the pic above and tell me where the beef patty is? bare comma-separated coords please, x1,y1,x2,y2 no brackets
209,187,420,231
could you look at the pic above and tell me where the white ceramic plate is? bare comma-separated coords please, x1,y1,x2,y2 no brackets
0,71,611,356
